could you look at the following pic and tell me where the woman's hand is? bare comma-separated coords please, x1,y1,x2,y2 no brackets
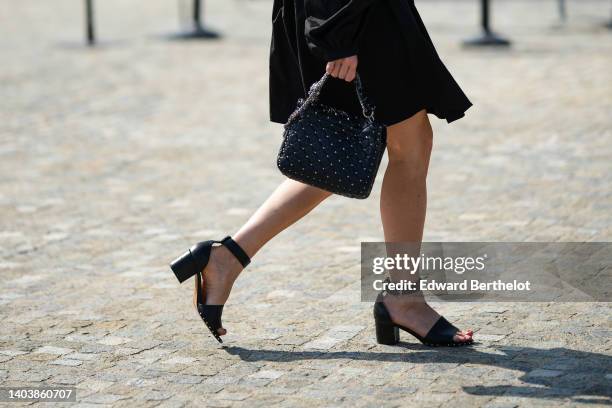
326,55,358,82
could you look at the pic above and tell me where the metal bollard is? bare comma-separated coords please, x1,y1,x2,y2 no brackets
558,0,567,22
85,0,95,45
170,0,220,40
463,0,511,47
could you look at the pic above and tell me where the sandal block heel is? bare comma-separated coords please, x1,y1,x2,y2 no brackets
170,250,199,284
375,320,400,345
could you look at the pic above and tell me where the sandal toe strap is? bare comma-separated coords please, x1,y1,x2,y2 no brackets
423,316,460,344
198,304,224,331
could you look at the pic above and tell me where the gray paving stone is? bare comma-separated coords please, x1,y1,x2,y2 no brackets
247,369,285,380
0,349,29,357
51,358,83,366
33,346,74,355
97,336,133,346
167,374,204,385
161,356,197,365
81,393,128,404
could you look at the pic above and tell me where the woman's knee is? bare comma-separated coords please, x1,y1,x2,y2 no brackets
385,111,433,176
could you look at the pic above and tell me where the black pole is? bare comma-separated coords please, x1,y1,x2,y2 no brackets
169,0,220,40
482,0,490,32
463,0,511,47
194,0,202,30
85,0,95,46
558,0,567,22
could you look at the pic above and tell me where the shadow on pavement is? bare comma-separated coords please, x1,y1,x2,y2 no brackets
224,344,611,403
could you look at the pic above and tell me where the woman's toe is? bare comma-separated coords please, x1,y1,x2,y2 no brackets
453,331,471,342
217,327,227,336
462,330,474,341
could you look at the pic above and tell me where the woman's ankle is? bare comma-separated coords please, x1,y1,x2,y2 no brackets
212,245,244,281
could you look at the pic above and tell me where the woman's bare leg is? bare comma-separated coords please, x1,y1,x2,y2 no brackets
380,110,472,343
233,180,331,258
200,179,331,335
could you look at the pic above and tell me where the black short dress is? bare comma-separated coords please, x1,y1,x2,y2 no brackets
269,0,472,126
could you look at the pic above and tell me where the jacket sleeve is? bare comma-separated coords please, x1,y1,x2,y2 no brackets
304,0,377,61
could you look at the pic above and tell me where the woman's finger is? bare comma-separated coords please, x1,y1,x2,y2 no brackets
331,61,342,78
345,64,357,82
338,61,351,80
326,61,336,75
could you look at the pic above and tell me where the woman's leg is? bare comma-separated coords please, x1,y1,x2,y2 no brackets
380,110,472,342
201,179,331,335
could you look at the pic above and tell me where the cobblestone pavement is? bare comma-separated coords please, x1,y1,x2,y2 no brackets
1,0,611,406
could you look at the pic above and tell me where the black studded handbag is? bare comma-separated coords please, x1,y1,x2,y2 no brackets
277,73,387,199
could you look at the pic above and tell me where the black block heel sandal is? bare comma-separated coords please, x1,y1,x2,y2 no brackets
169,236,250,343
373,278,473,347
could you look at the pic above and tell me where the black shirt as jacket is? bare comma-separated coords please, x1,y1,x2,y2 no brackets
269,0,472,126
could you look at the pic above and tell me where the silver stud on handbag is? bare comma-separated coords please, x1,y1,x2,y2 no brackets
277,73,387,199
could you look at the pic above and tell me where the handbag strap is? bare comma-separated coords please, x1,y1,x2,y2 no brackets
285,72,376,127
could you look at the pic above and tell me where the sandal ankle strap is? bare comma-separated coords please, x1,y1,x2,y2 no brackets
220,236,251,268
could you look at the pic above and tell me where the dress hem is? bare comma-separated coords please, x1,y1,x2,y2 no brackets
270,102,473,127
